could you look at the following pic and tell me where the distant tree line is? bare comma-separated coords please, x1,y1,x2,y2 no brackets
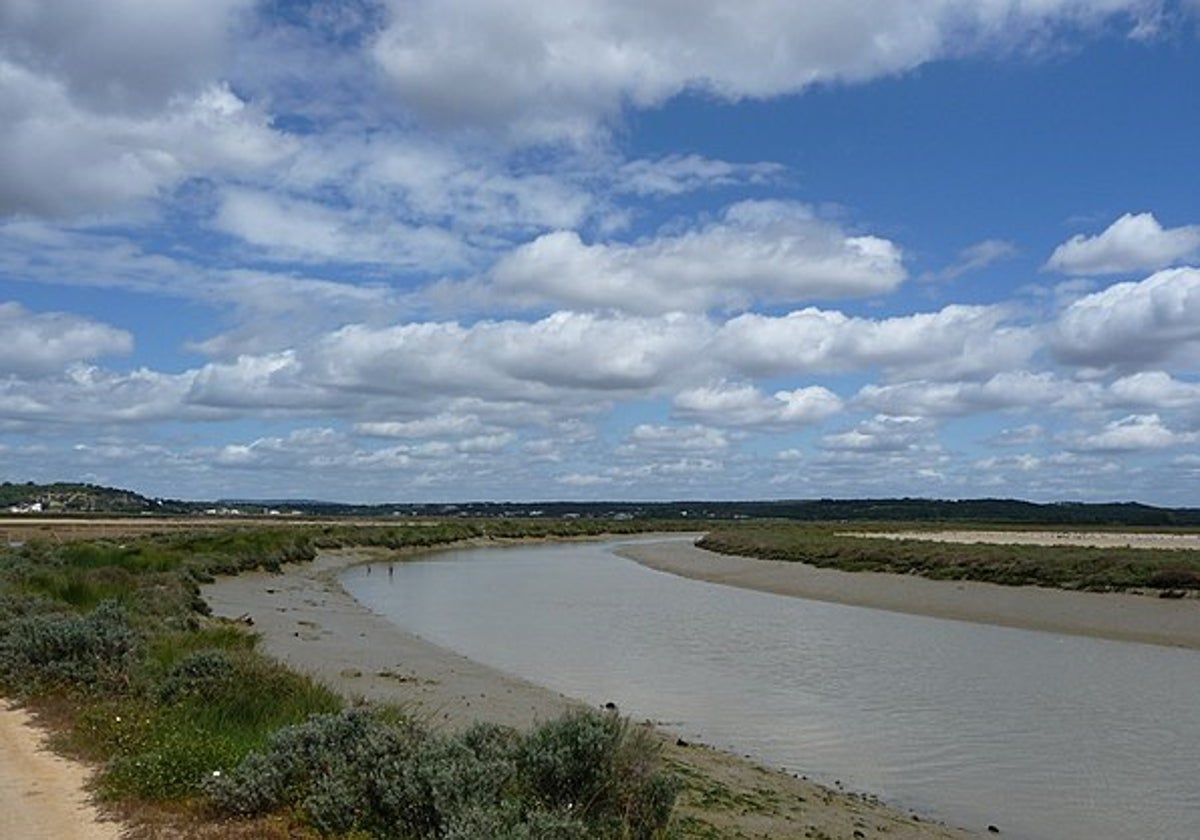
5,482,1200,526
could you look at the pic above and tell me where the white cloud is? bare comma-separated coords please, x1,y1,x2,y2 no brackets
490,201,905,314
213,188,473,270
616,424,729,456
821,414,936,453
1045,212,1200,276
1052,267,1200,368
0,63,292,217
305,311,711,400
1108,371,1200,410
673,381,842,428
1065,413,1196,453
355,414,490,439
0,0,253,111
716,304,1034,380
372,0,1153,143
856,372,1100,417
0,302,132,376
0,365,212,424
615,155,784,197
925,239,1017,283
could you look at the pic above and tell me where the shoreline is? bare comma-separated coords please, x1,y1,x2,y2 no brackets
618,539,1200,650
203,543,978,840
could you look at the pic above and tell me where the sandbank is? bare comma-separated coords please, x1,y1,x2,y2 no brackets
618,539,1200,649
203,546,978,840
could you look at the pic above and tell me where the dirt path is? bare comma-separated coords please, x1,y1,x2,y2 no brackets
0,704,122,840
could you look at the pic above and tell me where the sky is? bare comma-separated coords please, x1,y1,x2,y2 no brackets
2,1,1200,505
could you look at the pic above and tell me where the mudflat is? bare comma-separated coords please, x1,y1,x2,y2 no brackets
618,538,1200,649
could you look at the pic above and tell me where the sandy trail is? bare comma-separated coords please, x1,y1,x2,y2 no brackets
203,546,979,840
0,704,121,840
619,538,1200,649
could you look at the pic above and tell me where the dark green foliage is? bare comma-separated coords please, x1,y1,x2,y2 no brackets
517,710,679,840
0,524,679,837
699,523,1200,591
207,708,678,839
0,599,139,694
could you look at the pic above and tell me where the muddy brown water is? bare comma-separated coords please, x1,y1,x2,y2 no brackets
341,537,1200,840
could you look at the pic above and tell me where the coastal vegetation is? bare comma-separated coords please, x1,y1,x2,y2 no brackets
698,523,1200,592
0,522,680,838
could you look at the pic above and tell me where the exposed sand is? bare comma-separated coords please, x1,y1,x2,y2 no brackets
618,539,1200,649
203,546,979,839
0,704,122,840
203,548,578,730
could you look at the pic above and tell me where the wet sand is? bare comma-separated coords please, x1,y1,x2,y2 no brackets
618,539,1200,649
0,705,121,840
203,546,979,839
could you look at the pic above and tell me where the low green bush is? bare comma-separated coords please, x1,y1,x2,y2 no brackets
0,599,139,695
207,708,678,839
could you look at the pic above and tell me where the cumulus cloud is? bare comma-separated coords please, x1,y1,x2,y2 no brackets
1065,413,1196,452
616,424,729,457
855,372,1100,417
821,414,937,453
0,365,212,424
715,304,1034,380
301,311,713,403
0,0,293,218
673,381,843,428
1045,213,1200,276
0,64,292,217
490,201,905,314
372,0,1154,142
1108,371,1200,410
0,0,252,112
1052,267,1200,368
0,302,132,376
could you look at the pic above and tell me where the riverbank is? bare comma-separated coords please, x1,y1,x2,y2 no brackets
203,544,979,840
618,539,1200,649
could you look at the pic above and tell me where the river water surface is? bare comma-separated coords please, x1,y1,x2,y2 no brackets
340,537,1200,840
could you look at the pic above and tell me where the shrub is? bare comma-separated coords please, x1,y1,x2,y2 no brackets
207,709,678,839
0,599,139,694
516,709,678,840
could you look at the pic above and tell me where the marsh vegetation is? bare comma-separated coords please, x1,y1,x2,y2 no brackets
698,523,1200,592
0,522,681,839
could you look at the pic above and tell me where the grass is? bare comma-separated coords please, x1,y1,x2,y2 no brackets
698,522,1200,592
0,519,685,838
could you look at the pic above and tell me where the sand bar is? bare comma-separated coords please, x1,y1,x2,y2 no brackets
203,546,979,839
619,539,1200,649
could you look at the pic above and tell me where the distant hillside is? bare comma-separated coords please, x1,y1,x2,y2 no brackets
0,482,188,514
4,483,1200,526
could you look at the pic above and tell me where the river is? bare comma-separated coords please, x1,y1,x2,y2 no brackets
340,537,1200,840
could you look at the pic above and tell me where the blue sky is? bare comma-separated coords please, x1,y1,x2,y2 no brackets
3,0,1200,504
